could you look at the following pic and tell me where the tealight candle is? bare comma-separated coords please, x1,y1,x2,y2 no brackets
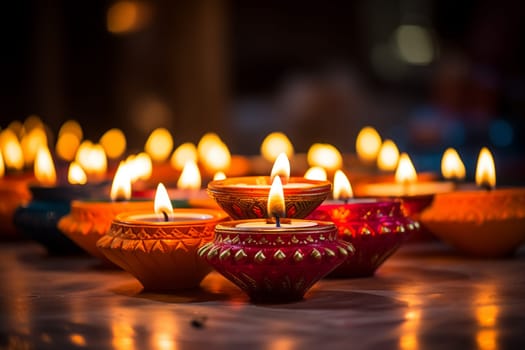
207,153,331,219
200,175,351,302
308,170,418,277
97,182,228,291
421,147,525,257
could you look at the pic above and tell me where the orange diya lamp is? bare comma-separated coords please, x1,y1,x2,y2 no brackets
97,182,228,291
58,162,155,265
207,153,332,219
308,170,418,277
200,176,351,303
0,137,33,239
355,153,454,219
421,147,525,257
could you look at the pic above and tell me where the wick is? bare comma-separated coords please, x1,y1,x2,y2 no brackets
162,211,169,222
481,184,493,192
114,197,126,203
275,216,281,228
343,198,349,205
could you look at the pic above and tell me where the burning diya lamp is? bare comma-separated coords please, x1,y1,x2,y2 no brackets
97,183,228,291
13,147,107,255
308,170,418,277
58,162,155,264
0,142,33,239
200,176,351,302
207,153,332,219
355,153,454,218
421,147,525,257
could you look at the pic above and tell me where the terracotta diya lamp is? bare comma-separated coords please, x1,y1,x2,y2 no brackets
421,147,525,257
97,183,228,291
208,153,332,219
14,149,108,255
355,153,454,217
200,176,352,302
58,162,156,264
308,170,419,277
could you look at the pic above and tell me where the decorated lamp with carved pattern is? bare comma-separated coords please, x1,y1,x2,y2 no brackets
207,153,331,219
200,176,351,303
97,183,229,291
308,171,418,277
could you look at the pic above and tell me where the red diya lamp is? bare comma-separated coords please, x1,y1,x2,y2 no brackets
207,153,332,219
308,170,418,277
200,176,352,302
97,183,228,291
421,147,525,257
354,153,454,224
58,162,156,265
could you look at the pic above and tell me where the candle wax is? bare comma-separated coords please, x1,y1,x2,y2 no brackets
236,220,317,229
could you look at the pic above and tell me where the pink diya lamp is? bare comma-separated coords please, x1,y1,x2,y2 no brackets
207,153,332,219
421,147,525,257
58,162,156,265
97,182,228,291
199,175,352,302
354,153,454,220
308,170,418,277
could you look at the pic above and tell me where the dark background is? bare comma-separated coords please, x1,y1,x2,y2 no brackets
0,0,524,182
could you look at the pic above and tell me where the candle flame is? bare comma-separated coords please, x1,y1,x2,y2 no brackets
475,147,496,189
307,143,343,171
213,171,226,181
0,129,24,171
59,120,83,139
441,148,466,180
395,153,418,184
23,115,44,132
68,162,87,185
154,182,173,217
100,128,126,159
333,170,353,200
270,152,290,183
126,152,152,182
76,142,107,178
145,128,173,162
177,160,201,190
21,127,48,167
170,142,198,170
377,139,400,171
110,161,132,200
0,151,4,178
304,166,327,181
268,176,285,220
201,140,231,172
356,126,382,164
34,147,57,186
260,132,294,162
56,132,81,161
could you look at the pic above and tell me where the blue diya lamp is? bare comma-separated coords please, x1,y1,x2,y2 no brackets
14,182,109,255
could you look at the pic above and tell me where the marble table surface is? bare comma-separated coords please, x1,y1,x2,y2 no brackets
1,241,524,350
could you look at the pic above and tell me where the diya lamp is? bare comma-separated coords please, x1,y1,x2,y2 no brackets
200,175,352,302
13,147,107,255
207,153,332,219
355,152,454,219
308,170,418,277
97,182,228,291
421,147,525,257
58,161,155,264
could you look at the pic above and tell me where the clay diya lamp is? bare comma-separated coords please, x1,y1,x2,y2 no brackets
421,147,525,257
200,176,352,302
58,162,156,264
308,170,418,277
208,153,332,219
355,153,454,216
14,149,108,255
97,183,229,291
